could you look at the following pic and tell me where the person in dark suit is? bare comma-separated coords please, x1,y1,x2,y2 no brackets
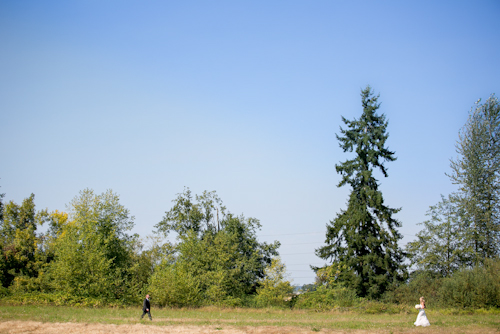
141,294,152,320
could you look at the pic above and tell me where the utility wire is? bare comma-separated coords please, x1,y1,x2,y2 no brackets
281,252,317,255
288,268,317,271
260,231,417,238
278,242,324,246
289,277,316,279
259,232,324,237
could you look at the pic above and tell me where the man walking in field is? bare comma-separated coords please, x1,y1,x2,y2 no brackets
141,294,152,321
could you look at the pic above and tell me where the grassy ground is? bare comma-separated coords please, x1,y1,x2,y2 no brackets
0,305,498,333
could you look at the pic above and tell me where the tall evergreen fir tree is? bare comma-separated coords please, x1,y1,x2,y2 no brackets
316,86,406,299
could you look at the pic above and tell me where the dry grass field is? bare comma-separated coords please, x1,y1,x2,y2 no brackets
0,305,498,333
0,320,499,334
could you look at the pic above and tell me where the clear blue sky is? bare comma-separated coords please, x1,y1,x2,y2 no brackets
1,1,499,285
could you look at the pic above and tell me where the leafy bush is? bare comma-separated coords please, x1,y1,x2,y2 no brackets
382,270,444,307
254,258,294,308
383,259,500,309
360,300,405,314
0,286,9,298
148,220,278,308
148,261,203,307
294,285,359,310
47,189,137,301
0,292,128,307
438,259,500,309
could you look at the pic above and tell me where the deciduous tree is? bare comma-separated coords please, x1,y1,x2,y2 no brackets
448,94,500,264
406,194,463,276
0,194,39,287
48,189,136,300
151,189,280,306
255,257,294,308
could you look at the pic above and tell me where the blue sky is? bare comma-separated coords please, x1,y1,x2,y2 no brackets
1,1,499,285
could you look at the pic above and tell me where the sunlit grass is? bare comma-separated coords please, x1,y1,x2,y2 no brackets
0,305,498,332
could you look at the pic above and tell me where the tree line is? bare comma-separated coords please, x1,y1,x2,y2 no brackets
1,86,498,309
0,187,294,307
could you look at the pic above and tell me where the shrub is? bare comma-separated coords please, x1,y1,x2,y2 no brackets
0,286,9,298
360,300,404,314
0,292,127,307
438,259,500,309
294,285,359,310
383,259,500,309
147,262,203,307
254,258,294,308
382,270,443,307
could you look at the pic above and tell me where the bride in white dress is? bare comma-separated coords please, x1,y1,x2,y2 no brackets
414,297,430,327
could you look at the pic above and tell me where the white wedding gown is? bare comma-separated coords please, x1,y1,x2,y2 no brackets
414,305,430,327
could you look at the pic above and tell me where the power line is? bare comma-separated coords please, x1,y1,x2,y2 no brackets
260,232,417,238
290,277,311,279
279,242,323,245
280,252,316,255
288,269,315,272
259,232,324,237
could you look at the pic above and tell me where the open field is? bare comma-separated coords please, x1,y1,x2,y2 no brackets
0,306,499,333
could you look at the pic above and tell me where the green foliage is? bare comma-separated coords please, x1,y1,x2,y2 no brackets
156,188,226,237
300,284,316,292
255,257,294,308
148,259,203,307
316,86,407,299
384,259,500,309
0,187,282,307
0,187,4,287
0,194,49,289
0,286,8,298
382,270,444,307
48,226,123,298
150,189,279,307
149,228,258,307
438,259,500,309
47,189,136,300
400,95,500,313
0,187,4,225
294,285,359,310
448,94,500,264
406,194,464,276
126,235,173,302
360,300,405,314
0,292,128,307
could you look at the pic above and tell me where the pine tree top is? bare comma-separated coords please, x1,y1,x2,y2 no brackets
336,86,396,189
